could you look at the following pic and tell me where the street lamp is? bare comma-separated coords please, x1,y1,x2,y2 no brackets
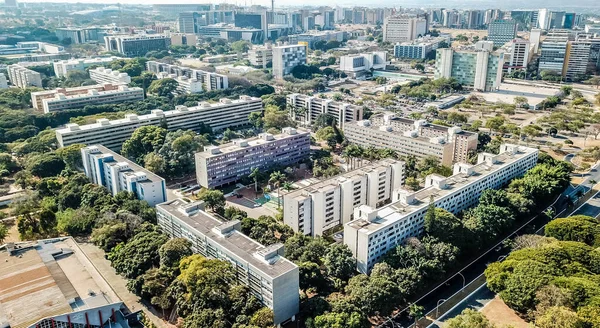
457,272,466,292
436,299,447,318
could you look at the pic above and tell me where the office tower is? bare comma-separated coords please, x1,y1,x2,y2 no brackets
235,11,268,39
563,13,577,29
146,61,228,92
345,144,538,273
178,10,236,33
538,9,550,30
283,159,405,237
565,40,593,81
339,52,387,78
81,145,167,206
157,199,299,325
434,48,504,92
104,35,171,57
6,64,42,88
488,19,518,46
394,36,451,59
303,16,315,31
3,0,16,7
195,128,310,189
465,10,484,29
383,15,427,43
55,27,105,44
539,30,569,75
272,44,307,79
56,96,262,150
549,11,566,29
286,94,363,129
505,39,532,73
442,10,460,28
345,113,479,166
509,10,538,31
36,85,143,113
530,29,542,53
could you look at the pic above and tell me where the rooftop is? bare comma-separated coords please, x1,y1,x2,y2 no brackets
83,145,164,184
157,199,297,278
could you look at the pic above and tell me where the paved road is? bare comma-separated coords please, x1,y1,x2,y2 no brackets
570,190,600,218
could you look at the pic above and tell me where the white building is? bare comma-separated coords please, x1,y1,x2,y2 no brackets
393,35,451,59
530,29,542,53
383,15,427,43
504,39,533,73
56,96,262,150
89,67,132,84
248,44,273,68
286,93,363,129
0,73,7,89
6,64,42,88
104,34,171,57
156,73,203,94
31,83,126,111
146,61,229,92
475,41,494,52
53,57,119,78
157,199,299,325
283,159,405,237
41,85,143,113
344,144,539,273
272,44,307,79
434,48,504,92
344,113,479,166
339,51,387,78
195,128,310,189
81,145,167,206
539,31,569,75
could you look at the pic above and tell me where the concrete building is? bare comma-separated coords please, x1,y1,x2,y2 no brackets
146,61,229,92
504,39,533,73
88,67,132,84
288,30,345,49
0,73,7,89
248,44,273,68
434,48,504,92
177,10,235,33
272,44,307,79
530,29,542,53
475,40,495,52
6,64,42,88
488,19,518,46
344,113,479,166
31,83,124,110
344,144,539,273
55,27,105,44
195,128,310,189
565,40,593,81
169,33,198,46
539,31,569,75
383,15,427,43
157,73,204,94
283,159,405,237
81,145,166,206
41,85,143,113
157,199,299,325
53,57,119,78
104,34,171,57
339,51,387,78
394,35,451,59
286,93,363,129
56,96,262,150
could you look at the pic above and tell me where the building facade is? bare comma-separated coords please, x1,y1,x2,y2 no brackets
157,199,299,325
434,48,504,92
0,73,7,89
539,31,569,76
248,45,273,68
344,144,539,273
339,52,387,78
53,57,119,78
104,35,171,57
504,39,532,73
488,19,518,46
89,67,132,84
286,93,363,129
41,85,143,113
272,44,307,79
383,15,427,43
146,61,229,92
56,96,262,150
195,128,310,189
6,64,42,88
394,36,450,59
283,159,405,237
344,113,478,166
31,83,125,110
81,145,167,206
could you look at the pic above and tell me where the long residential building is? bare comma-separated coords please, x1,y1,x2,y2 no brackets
344,113,479,166
286,93,363,129
32,83,142,113
6,64,42,88
146,61,229,92
394,35,451,59
53,57,120,78
434,48,504,92
283,159,405,237
89,67,132,84
157,198,299,325
345,144,539,273
56,96,262,150
104,34,171,57
81,145,167,206
195,128,310,189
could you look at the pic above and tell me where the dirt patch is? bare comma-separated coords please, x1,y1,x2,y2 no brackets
481,295,529,328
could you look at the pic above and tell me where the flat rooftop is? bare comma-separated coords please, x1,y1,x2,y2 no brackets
84,145,164,184
471,82,561,108
158,199,297,278
0,238,120,328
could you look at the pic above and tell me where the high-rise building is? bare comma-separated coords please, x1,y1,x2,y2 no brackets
286,94,363,129
488,19,518,46
394,36,451,59
549,11,566,29
465,10,484,29
345,144,538,273
6,64,42,88
530,29,542,53
52,57,120,78
55,27,105,44
195,128,310,189
565,40,593,81
434,48,504,92
383,15,427,43
235,11,269,39
104,35,171,57
303,16,315,31
505,39,532,73
81,145,167,206
157,199,299,325
177,10,235,33
442,9,460,28
3,0,17,7
272,44,307,79
283,159,405,237
539,30,569,76
248,44,273,69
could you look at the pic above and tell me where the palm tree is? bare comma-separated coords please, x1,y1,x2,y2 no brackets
342,144,363,170
249,168,261,197
365,146,378,161
269,171,286,208
282,181,293,192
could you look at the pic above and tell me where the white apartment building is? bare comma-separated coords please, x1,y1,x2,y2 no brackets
383,15,427,43
31,83,125,111
157,199,299,325
394,35,451,59
52,57,119,78
283,159,405,237
156,72,203,94
6,64,42,88
146,61,229,92
272,44,307,79
286,93,363,129
56,96,262,150
339,52,387,78
81,145,167,206
248,45,273,68
89,67,132,84
0,73,7,89
344,113,479,166
195,128,310,189
530,29,542,53
344,144,539,273
41,85,143,113
505,39,533,73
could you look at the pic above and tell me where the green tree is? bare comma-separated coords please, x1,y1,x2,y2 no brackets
55,144,84,170
26,153,65,178
148,78,179,98
249,307,274,328
324,243,355,281
424,207,465,247
248,111,264,129
91,222,129,252
446,309,495,328
143,152,166,175
0,223,8,243
249,167,261,197
316,126,338,149
201,190,226,213
545,215,599,246
536,306,584,328
263,105,294,131
159,238,193,270
409,303,425,327
485,116,505,134
122,126,167,164
108,228,169,279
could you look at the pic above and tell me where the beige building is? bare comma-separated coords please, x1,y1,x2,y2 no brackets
383,15,427,43
52,57,119,78
31,83,137,112
6,64,42,88
41,85,143,113
248,44,273,68
344,113,478,166
286,93,363,129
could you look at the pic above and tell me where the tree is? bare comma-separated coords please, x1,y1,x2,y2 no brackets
446,309,495,328
409,303,425,327
122,126,167,164
324,243,355,281
269,171,286,208
485,116,505,134
535,306,584,328
316,126,338,149
108,228,169,279
249,308,274,328
248,111,263,129
201,190,226,213
424,207,466,247
26,153,65,178
514,96,528,108
143,152,166,175
148,78,179,98
0,223,8,244
159,238,193,270
249,167,261,197
544,215,599,246
55,144,84,169
405,177,421,191
263,105,294,131
91,222,129,252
